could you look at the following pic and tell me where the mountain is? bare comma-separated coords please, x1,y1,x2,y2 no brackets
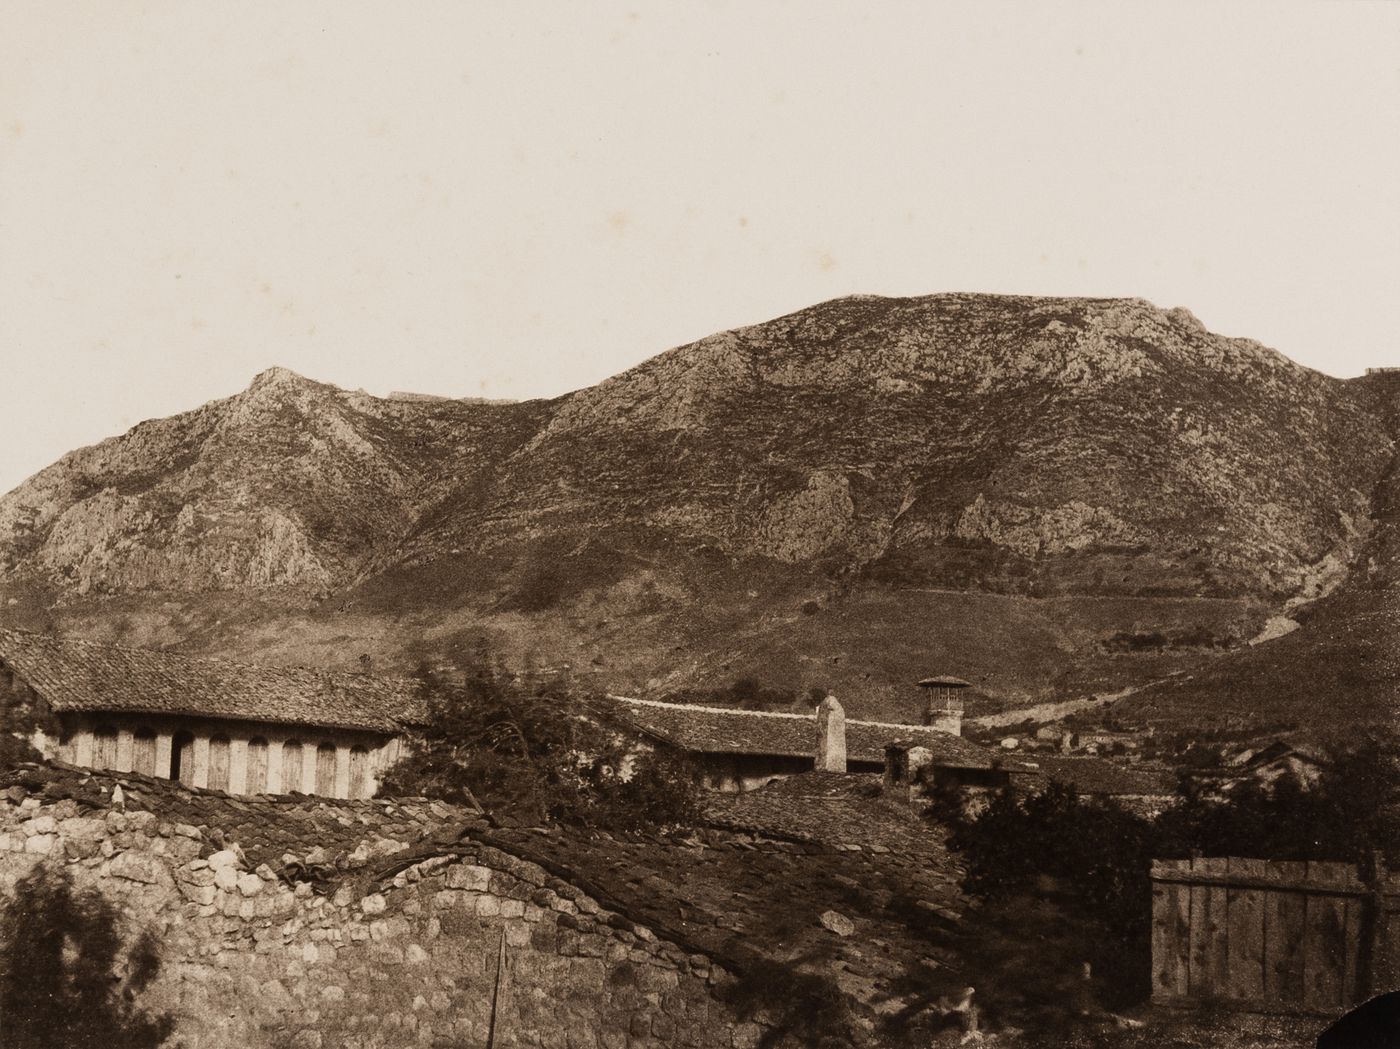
1117,371,1400,734
1,294,1394,728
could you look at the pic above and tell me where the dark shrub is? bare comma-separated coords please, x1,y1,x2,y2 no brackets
378,655,699,831
0,863,174,1049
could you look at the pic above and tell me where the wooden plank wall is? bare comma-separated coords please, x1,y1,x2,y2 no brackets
1151,857,1376,1015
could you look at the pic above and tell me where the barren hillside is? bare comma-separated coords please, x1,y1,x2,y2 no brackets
2,294,1393,727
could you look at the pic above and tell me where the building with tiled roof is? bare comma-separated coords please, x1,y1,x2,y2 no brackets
0,627,423,800
1008,754,1177,800
586,694,994,792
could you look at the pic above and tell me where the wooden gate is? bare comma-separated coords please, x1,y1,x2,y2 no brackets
1150,857,1396,1014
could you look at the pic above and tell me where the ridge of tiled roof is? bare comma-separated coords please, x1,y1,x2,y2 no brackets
589,695,995,767
1010,754,1177,796
0,760,470,871
702,771,951,859
0,627,424,734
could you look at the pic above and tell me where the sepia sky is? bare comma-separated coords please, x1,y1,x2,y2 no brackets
1,1,1398,495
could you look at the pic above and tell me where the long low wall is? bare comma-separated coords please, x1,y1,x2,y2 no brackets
0,782,764,1049
41,713,400,800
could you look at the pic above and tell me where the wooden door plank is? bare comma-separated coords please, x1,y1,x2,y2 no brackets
1264,861,1308,1006
1227,858,1266,1000
1151,880,1175,1001
1304,861,1349,1010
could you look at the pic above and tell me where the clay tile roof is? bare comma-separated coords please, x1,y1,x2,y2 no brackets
0,628,423,734
1,761,472,870
587,695,995,768
916,676,971,688
1012,755,1177,796
702,771,948,857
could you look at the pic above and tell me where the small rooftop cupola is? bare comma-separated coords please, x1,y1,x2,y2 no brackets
815,695,847,773
917,676,969,736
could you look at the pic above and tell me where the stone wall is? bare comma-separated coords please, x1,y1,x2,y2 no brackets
0,786,763,1049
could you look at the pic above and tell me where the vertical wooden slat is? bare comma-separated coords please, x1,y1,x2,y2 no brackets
315,742,337,796
246,738,269,794
1227,858,1267,1001
1151,873,1174,1000
349,745,370,800
1376,900,1400,993
1170,878,1191,997
1151,860,1190,1001
1188,861,1212,997
131,730,157,777
1304,862,1349,1011
174,732,196,787
1199,857,1230,995
1264,860,1307,1005
207,736,231,792
282,740,303,794
1342,896,1363,1005
93,726,119,770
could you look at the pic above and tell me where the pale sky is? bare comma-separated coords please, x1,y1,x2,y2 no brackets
2,1,1398,496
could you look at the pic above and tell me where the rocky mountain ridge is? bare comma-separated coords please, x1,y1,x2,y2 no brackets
2,294,1394,726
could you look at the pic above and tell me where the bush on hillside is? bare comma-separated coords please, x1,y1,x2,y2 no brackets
378,656,699,831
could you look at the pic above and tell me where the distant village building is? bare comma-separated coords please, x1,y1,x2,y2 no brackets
588,693,990,793
883,738,1176,815
0,628,422,800
1188,739,1331,795
1009,754,1177,815
883,737,1006,799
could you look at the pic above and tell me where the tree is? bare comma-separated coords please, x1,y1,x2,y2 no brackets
930,736,1400,1032
934,781,1157,1027
1155,736,1400,865
378,655,699,831
0,681,49,773
0,863,174,1049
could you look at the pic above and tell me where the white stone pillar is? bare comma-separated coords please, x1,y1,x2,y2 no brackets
30,728,53,761
192,735,211,790
73,727,94,768
155,733,173,779
229,738,249,796
815,696,847,773
115,728,135,773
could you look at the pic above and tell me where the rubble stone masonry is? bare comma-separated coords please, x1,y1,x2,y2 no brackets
0,785,764,1049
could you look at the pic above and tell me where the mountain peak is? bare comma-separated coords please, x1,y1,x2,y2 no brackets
247,366,320,393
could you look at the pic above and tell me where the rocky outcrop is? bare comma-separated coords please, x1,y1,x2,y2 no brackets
0,367,548,595
5,295,1390,603
0,294,1394,725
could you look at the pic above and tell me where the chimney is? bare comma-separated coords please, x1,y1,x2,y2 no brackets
815,695,847,773
917,676,969,736
884,740,934,799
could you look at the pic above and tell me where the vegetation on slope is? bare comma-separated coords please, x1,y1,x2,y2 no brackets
377,654,698,830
